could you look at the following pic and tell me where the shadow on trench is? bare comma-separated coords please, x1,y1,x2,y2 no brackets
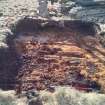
0,37,22,90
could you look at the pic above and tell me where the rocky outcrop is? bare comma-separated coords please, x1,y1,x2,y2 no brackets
62,0,105,23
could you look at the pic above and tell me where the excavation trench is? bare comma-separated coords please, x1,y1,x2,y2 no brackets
0,18,102,93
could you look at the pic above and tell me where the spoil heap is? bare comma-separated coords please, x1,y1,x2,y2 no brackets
14,30,105,93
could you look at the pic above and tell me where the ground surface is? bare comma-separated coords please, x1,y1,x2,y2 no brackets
0,0,38,47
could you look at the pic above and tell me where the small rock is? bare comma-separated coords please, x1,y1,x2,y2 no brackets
0,13,3,17
29,98,43,105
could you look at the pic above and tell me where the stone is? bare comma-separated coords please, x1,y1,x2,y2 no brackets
0,13,3,17
38,0,49,18
28,98,43,105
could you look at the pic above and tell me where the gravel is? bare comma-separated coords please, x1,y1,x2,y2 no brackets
0,0,38,47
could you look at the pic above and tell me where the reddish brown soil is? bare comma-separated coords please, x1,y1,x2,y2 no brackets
0,19,103,92
14,30,105,93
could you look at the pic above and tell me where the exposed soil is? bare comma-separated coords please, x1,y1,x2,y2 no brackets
0,18,104,93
